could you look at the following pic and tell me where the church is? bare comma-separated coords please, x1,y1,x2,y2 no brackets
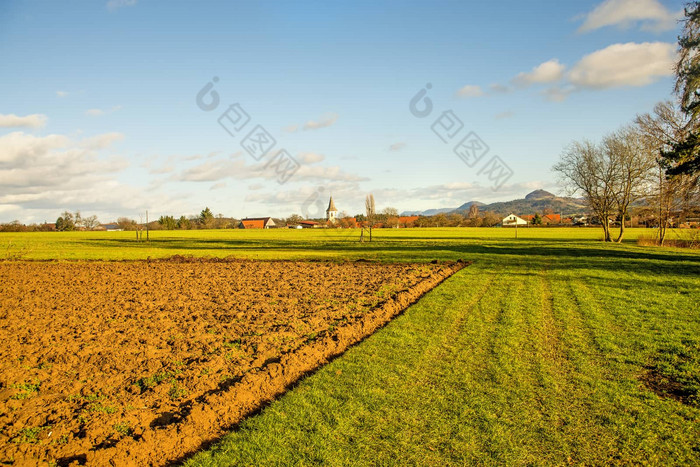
326,196,338,223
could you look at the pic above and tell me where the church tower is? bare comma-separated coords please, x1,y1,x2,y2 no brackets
326,196,338,223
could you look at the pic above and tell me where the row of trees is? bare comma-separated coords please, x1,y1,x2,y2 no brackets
55,211,100,231
554,4,700,244
0,221,56,233
115,208,238,231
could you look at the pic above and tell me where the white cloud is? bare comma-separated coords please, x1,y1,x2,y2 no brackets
489,83,511,94
177,153,366,184
456,85,484,98
85,105,122,117
0,131,146,221
541,86,576,102
285,114,338,132
107,0,137,11
568,42,676,89
56,91,68,98
512,59,565,86
389,142,406,151
302,113,338,131
578,0,681,33
150,164,176,175
243,182,361,210
298,152,325,163
0,113,47,129
494,111,514,120
81,132,125,150
294,164,368,182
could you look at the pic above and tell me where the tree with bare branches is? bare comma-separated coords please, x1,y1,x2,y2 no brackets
365,194,375,242
603,127,656,242
636,101,700,244
553,140,618,242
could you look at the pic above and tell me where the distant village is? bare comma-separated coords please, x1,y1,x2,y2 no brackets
1,193,698,233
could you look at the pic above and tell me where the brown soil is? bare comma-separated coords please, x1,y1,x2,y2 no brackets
0,259,467,466
641,367,696,407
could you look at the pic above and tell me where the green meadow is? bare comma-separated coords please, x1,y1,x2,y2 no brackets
0,226,681,261
2,227,699,464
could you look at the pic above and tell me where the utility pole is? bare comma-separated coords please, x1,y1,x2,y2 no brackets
146,210,150,242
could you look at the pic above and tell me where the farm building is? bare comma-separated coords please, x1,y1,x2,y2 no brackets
502,214,528,227
240,217,276,229
299,220,320,228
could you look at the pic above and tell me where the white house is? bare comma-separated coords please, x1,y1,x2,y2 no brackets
502,214,528,227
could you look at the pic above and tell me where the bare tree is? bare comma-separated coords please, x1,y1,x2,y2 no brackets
81,215,100,230
553,140,617,242
636,101,700,244
117,217,137,231
468,204,479,219
383,207,399,228
603,127,656,242
365,194,376,242
286,214,304,225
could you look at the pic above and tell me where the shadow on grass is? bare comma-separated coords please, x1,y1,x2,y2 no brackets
70,236,700,277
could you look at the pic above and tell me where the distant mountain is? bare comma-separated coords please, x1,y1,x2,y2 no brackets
401,207,456,216
475,191,585,217
452,201,486,213
524,189,556,200
402,190,586,218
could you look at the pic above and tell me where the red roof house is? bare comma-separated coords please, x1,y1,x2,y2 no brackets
299,220,319,228
240,217,276,229
542,214,561,224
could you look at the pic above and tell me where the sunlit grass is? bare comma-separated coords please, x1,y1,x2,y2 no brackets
180,230,700,465
0,227,681,262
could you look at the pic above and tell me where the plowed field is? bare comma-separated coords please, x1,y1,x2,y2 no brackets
0,258,466,466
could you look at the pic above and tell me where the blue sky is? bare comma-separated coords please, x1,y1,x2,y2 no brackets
0,0,685,222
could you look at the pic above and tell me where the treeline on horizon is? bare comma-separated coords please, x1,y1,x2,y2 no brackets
0,204,672,233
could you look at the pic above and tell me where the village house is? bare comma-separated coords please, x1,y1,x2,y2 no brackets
299,220,320,228
502,214,528,226
542,214,561,225
97,223,122,231
240,217,276,229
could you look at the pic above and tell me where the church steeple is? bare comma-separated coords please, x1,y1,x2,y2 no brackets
326,196,338,222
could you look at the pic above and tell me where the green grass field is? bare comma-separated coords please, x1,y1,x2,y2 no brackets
2,227,700,464
0,226,688,262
